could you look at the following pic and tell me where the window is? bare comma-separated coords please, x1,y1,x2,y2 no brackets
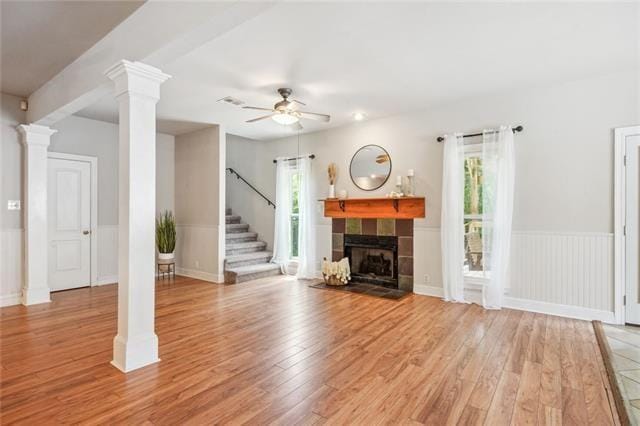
289,169,300,259
463,145,490,279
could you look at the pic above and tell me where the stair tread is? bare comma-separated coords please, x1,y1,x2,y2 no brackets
226,232,257,239
226,263,281,275
226,251,272,262
226,241,266,248
226,223,249,228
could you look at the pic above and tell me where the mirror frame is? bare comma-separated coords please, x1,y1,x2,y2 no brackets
349,144,393,191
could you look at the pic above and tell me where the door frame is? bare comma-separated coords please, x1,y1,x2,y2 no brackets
48,152,98,287
614,126,640,324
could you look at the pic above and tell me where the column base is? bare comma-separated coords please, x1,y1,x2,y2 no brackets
21,287,51,305
111,333,160,373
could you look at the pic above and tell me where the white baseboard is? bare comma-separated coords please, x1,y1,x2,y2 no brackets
0,293,21,307
96,275,118,286
175,267,223,283
413,284,615,323
414,284,444,298
504,296,615,323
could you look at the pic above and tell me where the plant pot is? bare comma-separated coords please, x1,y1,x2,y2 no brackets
158,252,175,263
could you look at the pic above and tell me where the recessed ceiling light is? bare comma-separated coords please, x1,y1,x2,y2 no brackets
353,112,366,121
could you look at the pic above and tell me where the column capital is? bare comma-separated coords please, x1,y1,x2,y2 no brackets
105,60,171,101
17,124,57,147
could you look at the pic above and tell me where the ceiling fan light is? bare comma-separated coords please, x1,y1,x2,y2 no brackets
272,112,299,125
353,112,366,121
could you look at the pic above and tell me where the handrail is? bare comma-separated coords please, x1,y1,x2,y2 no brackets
226,168,275,208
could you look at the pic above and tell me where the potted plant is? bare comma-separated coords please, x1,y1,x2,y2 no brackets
156,210,176,262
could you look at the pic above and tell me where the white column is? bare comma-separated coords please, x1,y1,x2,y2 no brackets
17,124,57,305
105,60,170,372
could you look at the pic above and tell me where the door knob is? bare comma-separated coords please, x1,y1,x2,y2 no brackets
83,230,90,235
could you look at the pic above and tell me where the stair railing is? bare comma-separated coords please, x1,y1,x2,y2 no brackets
226,168,276,209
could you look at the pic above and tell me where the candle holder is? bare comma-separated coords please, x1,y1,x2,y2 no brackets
395,182,404,196
406,175,415,196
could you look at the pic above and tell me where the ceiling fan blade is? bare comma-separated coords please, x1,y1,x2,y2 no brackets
246,114,275,123
291,99,306,107
299,111,330,122
242,106,274,112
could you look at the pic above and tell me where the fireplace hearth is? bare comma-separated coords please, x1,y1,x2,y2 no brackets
344,234,398,289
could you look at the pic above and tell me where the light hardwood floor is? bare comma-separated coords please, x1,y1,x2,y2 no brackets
0,276,618,425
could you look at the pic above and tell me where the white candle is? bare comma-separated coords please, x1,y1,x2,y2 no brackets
407,169,414,177
396,175,402,185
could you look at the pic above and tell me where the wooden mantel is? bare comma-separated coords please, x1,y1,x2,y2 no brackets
323,196,425,219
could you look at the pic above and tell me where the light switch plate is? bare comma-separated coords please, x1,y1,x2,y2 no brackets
7,200,20,210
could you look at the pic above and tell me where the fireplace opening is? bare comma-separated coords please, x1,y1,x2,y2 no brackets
344,234,398,288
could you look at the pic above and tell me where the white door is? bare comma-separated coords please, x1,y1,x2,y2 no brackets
48,158,92,291
623,126,640,324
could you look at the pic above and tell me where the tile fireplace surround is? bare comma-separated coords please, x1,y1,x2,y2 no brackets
331,218,414,292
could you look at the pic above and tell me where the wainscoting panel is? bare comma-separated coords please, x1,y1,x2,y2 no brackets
412,229,615,321
1,229,23,306
508,231,614,313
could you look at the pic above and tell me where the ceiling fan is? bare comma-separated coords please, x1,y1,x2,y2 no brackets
243,88,330,130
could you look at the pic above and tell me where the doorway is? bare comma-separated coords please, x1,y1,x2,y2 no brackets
47,152,98,291
615,126,640,324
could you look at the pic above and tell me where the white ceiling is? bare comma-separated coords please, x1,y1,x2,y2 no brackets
0,0,143,97
50,3,640,139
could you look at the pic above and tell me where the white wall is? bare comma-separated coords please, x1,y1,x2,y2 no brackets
1,93,26,305
226,133,277,249
175,126,225,282
0,102,175,304
226,70,638,320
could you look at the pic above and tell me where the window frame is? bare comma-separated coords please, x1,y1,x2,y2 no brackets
463,144,490,285
287,164,301,261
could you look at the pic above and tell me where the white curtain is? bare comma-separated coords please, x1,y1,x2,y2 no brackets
271,158,291,272
482,126,515,309
441,133,467,303
296,157,316,279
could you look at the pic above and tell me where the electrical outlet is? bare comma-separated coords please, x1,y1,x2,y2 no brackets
7,200,20,210
195,260,200,268
424,274,431,284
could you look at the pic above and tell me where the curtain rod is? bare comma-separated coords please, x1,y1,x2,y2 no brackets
436,125,523,143
273,154,315,164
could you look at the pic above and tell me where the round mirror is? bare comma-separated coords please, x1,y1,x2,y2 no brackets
349,145,392,191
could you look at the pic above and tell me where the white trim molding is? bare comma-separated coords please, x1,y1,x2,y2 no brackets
0,293,22,308
96,275,118,286
175,267,223,283
614,126,640,324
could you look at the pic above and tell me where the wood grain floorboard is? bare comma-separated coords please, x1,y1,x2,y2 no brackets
0,276,617,425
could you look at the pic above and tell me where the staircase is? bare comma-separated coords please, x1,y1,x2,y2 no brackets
224,208,281,284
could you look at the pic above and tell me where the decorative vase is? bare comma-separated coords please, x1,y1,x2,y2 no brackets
158,252,175,262
329,184,336,198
